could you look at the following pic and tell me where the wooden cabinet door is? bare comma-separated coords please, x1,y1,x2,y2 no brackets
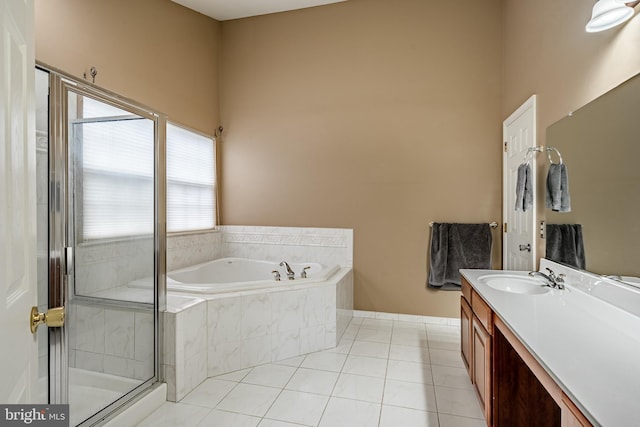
461,296,473,377
473,315,491,424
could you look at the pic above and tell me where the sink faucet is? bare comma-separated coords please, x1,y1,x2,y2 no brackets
529,268,565,290
280,261,296,280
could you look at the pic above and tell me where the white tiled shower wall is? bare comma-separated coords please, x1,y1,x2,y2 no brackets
67,303,155,381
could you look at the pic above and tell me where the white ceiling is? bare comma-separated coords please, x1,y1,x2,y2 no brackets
171,0,348,21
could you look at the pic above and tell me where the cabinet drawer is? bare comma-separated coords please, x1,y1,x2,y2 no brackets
471,290,492,333
461,277,472,303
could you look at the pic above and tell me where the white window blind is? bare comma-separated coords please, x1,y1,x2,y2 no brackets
166,123,216,233
76,96,155,240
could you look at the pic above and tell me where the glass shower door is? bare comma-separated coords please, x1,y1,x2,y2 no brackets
64,88,158,426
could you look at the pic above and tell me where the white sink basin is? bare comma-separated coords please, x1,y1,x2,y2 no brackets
478,274,550,295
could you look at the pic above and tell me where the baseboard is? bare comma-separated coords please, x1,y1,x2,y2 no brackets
352,310,460,327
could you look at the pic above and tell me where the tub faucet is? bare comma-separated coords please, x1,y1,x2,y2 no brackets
529,268,565,289
280,261,296,280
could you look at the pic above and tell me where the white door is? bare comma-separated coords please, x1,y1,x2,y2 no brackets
0,0,38,404
503,95,537,271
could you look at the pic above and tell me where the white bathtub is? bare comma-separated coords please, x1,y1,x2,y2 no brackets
156,257,353,401
165,257,340,295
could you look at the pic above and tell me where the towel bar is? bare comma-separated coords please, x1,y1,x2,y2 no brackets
429,221,499,228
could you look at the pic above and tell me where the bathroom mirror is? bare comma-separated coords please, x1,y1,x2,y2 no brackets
546,72,640,281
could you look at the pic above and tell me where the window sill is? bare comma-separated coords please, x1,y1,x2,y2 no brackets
167,228,220,238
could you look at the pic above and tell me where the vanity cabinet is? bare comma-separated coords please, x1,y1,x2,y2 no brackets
460,276,593,427
460,278,492,424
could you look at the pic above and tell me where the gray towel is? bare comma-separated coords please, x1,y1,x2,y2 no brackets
546,163,571,212
515,163,533,212
427,223,492,290
546,224,585,269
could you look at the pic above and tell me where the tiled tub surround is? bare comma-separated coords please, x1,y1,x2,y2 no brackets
167,230,223,271
163,268,353,402
166,226,353,276
220,226,353,269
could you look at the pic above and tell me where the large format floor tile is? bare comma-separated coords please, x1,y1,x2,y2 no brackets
215,383,281,417
180,378,236,408
285,368,339,395
265,390,329,426
318,397,381,427
379,405,439,427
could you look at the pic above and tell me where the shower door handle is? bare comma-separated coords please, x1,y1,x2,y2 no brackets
30,306,65,334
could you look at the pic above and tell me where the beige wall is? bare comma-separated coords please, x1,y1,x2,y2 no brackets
34,0,221,136
38,0,640,317
503,0,640,266
220,0,503,317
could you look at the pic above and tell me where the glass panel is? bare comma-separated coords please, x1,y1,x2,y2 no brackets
66,90,155,426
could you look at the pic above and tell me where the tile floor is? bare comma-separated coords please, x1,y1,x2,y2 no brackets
137,317,486,427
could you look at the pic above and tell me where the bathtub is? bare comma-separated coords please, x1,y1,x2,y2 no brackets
165,257,340,294
154,256,353,401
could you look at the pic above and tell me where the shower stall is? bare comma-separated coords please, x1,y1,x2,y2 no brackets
35,66,165,426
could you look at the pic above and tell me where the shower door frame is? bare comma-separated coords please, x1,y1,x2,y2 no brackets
43,63,166,425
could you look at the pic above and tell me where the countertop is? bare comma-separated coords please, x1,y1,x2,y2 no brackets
461,262,640,427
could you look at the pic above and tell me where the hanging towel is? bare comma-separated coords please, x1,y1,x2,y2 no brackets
427,223,492,290
546,224,585,269
515,163,533,212
546,163,571,212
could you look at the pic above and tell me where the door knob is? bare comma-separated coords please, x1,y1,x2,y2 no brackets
30,306,65,334
519,243,532,252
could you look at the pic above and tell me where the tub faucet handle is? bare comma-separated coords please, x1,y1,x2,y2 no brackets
301,266,311,279
272,270,281,281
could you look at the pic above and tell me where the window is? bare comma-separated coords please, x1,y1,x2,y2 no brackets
166,123,217,233
72,95,156,241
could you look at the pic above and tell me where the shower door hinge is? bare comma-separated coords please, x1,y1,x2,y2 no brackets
64,246,74,276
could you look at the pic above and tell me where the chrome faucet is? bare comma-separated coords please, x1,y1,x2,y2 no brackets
529,268,565,289
280,261,296,280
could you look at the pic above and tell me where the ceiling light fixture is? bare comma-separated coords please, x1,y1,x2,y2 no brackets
586,0,636,32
